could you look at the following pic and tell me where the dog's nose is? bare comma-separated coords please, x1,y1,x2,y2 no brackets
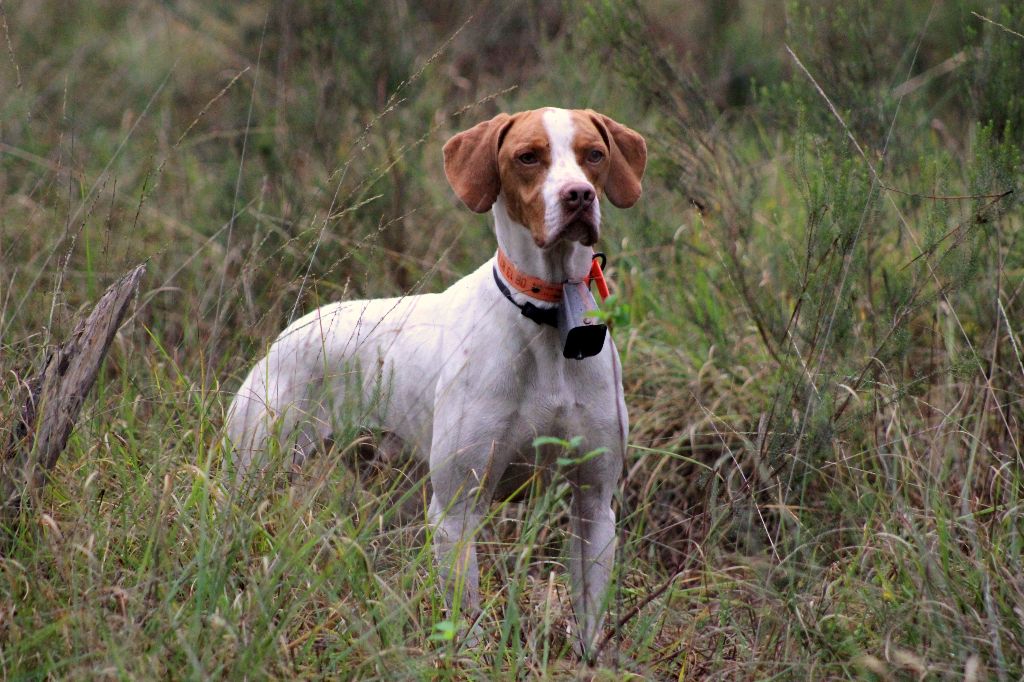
561,183,595,211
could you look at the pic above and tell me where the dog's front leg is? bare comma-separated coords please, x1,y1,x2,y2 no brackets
428,491,484,627
569,461,618,661
427,432,507,644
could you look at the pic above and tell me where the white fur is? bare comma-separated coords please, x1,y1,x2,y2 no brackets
225,107,627,658
541,108,601,245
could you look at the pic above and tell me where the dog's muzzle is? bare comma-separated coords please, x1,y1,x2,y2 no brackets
544,208,600,247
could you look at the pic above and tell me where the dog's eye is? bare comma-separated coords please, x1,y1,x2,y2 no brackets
586,149,605,164
518,151,539,165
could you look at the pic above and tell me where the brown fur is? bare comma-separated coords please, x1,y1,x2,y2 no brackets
585,110,647,209
497,110,550,246
442,113,515,213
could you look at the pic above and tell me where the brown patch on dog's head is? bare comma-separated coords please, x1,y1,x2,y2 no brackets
495,109,554,246
583,110,647,208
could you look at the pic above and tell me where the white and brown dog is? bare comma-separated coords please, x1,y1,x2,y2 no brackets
225,107,646,657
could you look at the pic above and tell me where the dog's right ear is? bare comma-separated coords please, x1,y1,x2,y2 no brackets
443,113,515,213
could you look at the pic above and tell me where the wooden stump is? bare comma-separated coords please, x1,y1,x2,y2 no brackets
1,263,146,536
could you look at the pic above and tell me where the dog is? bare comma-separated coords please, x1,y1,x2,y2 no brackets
225,107,646,657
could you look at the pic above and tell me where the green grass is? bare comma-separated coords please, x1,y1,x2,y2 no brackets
2,1,1023,679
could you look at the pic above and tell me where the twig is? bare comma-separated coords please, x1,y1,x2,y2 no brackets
1,263,146,539
899,190,1013,271
972,11,1024,41
0,0,20,88
594,561,693,657
892,49,971,98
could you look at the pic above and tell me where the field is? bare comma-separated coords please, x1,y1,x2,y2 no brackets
1,1,1023,679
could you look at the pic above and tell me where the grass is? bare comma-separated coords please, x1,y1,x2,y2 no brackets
2,0,1023,679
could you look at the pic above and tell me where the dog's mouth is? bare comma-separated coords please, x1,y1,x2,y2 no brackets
542,208,600,248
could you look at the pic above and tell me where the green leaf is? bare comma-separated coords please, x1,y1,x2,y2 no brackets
428,620,457,642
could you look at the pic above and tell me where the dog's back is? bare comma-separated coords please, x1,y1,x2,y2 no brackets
226,263,489,480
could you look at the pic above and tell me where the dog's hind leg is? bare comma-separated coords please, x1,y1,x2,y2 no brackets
225,349,332,486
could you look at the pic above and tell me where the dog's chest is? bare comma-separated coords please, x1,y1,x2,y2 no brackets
493,338,617,448
364,264,623,462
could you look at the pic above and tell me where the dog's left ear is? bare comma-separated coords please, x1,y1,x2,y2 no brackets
588,112,647,208
443,113,516,213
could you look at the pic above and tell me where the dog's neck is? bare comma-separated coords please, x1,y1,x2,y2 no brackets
491,196,594,305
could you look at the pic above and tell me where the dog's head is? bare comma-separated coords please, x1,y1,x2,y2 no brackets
443,108,647,248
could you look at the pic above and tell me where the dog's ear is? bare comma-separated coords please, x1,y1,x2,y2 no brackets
443,113,516,213
588,112,647,208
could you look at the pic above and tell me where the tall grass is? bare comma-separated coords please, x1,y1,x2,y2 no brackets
1,1,1022,679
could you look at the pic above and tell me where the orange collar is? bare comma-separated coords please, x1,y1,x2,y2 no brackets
495,248,610,303
495,248,564,303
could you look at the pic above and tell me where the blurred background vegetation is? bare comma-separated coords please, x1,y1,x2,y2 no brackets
1,0,1023,678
